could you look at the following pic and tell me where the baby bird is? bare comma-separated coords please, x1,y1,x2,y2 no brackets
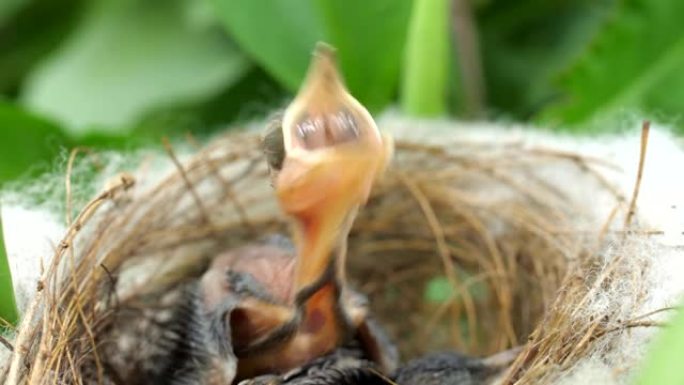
199,42,395,383
393,349,521,385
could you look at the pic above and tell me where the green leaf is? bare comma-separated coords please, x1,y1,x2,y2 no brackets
0,211,18,326
478,0,615,119
0,0,84,95
211,0,324,91
184,66,287,133
0,101,72,183
636,305,684,385
213,0,411,112
539,0,684,126
314,0,412,111
425,276,454,303
0,0,26,25
424,274,488,303
21,0,250,134
401,0,451,117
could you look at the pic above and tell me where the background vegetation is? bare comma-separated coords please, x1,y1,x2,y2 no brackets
3,0,684,184
2,0,684,381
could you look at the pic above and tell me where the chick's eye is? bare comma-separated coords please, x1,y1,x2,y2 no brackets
262,115,285,171
295,109,360,150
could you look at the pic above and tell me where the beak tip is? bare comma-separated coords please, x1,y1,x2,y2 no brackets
304,42,344,90
313,41,337,62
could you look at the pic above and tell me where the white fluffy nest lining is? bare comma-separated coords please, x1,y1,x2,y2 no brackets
1,115,683,385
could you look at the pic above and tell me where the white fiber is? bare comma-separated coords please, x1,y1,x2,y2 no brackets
0,206,63,310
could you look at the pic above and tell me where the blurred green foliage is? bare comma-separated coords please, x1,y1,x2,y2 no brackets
540,0,684,124
0,213,18,327
2,0,684,188
0,101,71,181
1,0,684,341
213,0,412,111
401,0,450,116
636,305,684,385
21,0,250,132
424,274,488,304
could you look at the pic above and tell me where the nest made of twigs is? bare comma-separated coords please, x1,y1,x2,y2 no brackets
1,123,660,385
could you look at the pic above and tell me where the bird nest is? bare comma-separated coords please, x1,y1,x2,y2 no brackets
1,122,664,385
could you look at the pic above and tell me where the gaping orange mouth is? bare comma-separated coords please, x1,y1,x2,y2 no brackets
203,43,393,381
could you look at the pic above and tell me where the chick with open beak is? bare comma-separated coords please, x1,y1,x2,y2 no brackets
199,43,395,383
266,41,392,359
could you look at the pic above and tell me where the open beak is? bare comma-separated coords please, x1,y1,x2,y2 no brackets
203,44,393,381
276,43,392,307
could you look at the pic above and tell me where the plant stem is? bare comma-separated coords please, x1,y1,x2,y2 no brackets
451,0,486,118
0,208,19,327
401,0,450,117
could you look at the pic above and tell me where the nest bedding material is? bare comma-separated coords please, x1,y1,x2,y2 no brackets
1,116,683,384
